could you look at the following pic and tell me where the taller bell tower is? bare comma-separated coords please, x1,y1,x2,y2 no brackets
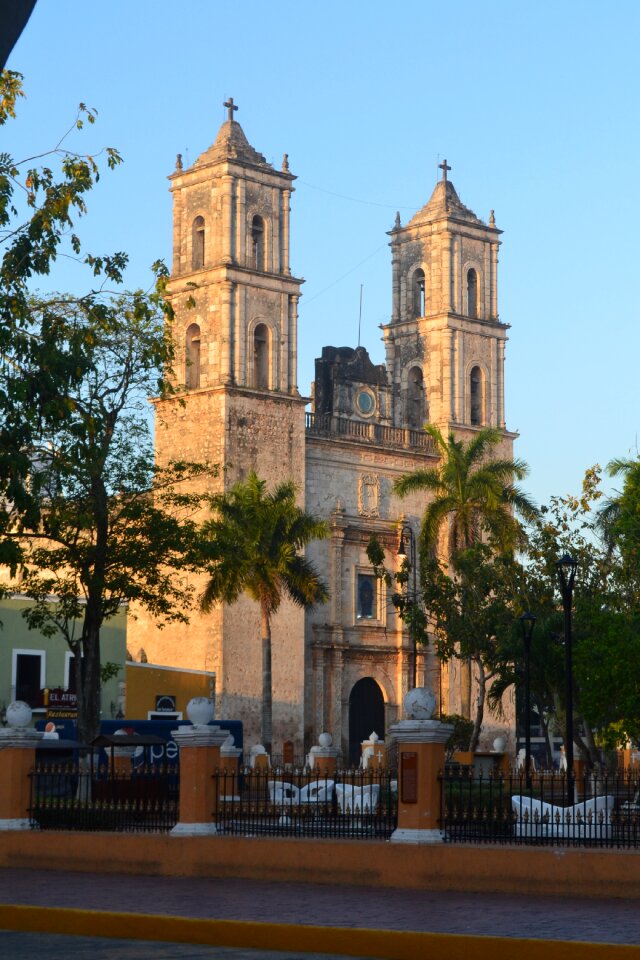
148,101,307,743
383,162,509,439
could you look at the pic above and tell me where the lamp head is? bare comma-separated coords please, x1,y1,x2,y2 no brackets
397,531,407,558
556,553,578,592
519,610,537,644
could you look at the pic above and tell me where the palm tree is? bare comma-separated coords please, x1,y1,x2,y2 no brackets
394,424,537,716
200,472,328,751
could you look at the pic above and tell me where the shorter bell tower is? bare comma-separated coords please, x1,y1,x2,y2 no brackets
383,161,509,437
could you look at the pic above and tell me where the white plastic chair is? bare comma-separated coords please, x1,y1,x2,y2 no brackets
299,780,335,804
511,794,615,839
267,780,299,806
335,783,380,814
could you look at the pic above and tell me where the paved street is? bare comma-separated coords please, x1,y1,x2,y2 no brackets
0,931,374,960
1,867,640,947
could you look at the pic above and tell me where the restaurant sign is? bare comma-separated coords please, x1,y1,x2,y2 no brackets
45,687,78,719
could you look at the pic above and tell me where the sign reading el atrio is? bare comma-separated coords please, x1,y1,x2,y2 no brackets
45,687,78,719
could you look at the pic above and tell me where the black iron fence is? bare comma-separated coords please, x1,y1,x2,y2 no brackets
214,768,397,839
441,766,640,847
29,761,179,832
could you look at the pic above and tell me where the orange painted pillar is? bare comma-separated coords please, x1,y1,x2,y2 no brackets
309,733,339,777
389,713,453,844
0,730,43,831
171,725,228,836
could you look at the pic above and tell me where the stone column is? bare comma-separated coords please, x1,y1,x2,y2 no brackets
442,236,453,313
289,294,299,394
390,232,401,323
236,179,246,266
490,241,499,318
271,187,280,274
282,189,291,275
221,175,234,264
388,689,453,844
497,338,505,428
0,702,44,831
171,698,228,837
490,337,498,427
220,280,234,384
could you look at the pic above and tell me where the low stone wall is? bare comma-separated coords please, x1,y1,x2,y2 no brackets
2,831,640,901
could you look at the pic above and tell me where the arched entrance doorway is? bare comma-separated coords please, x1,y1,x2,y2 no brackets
348,677,385,766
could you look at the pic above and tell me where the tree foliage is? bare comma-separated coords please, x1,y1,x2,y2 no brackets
394,424,537,564
493,467,640,764
0,73,210,743
394,423,537,719
422,544,523,751
200,472,328,750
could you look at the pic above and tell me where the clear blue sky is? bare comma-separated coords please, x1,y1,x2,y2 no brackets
6,0,640,508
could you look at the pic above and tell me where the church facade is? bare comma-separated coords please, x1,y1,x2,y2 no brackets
129,102,516,759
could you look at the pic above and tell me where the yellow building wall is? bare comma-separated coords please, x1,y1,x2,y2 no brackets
125,662,215,720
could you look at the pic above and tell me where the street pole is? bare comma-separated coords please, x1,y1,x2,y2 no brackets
519,611,536,793
556,553,578,807
397,525,418,689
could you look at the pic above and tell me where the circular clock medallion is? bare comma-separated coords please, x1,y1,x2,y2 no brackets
356,387,376,417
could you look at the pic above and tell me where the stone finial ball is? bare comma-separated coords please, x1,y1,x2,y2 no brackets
6,701,32,728
186,697,214,726
403,687,436,720
318,732,332,748
492,736,506,753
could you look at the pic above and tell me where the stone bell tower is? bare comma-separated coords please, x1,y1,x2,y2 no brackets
382,161,510,440
147,99,308,744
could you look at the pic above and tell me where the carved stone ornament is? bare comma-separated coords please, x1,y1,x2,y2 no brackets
358,473,380,518
400,340,425,367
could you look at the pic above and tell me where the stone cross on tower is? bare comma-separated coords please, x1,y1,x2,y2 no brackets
223,97,238,122
439,158,451,182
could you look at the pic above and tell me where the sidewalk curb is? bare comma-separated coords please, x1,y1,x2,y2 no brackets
1,904,639,959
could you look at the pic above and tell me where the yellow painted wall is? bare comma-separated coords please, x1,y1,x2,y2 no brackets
125,662,214,720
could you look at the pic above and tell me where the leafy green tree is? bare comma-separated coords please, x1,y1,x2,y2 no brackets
0,73,210,743
599,456,640,580
492,467,640,767
422,544,522,751
1,70,124,570
5,293,211,744
394,424,536,716
200,473,328,750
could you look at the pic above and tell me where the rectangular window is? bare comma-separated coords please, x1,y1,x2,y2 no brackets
357,574,377,620
12,650,46,708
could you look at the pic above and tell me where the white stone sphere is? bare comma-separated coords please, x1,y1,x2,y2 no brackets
186,697,214,726
6,701,32,728
403,687,436,720
492,736,507,753
318,732,333,748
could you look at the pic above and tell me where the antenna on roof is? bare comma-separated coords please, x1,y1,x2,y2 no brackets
357,284,363,347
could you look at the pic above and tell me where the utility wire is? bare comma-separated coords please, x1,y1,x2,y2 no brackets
298,179,417,211
304,243,386,305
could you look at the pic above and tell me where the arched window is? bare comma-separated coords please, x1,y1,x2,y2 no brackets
251,215,265,271
407,366,425,429
185,323,201,389
192,216,205,270
470,365,484,425
467,268,478,318
413,268,425,318
254,323,269,389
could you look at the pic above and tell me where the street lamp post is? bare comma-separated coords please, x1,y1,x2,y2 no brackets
556,553,578,807
519,611,536,792
397,524,418,690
